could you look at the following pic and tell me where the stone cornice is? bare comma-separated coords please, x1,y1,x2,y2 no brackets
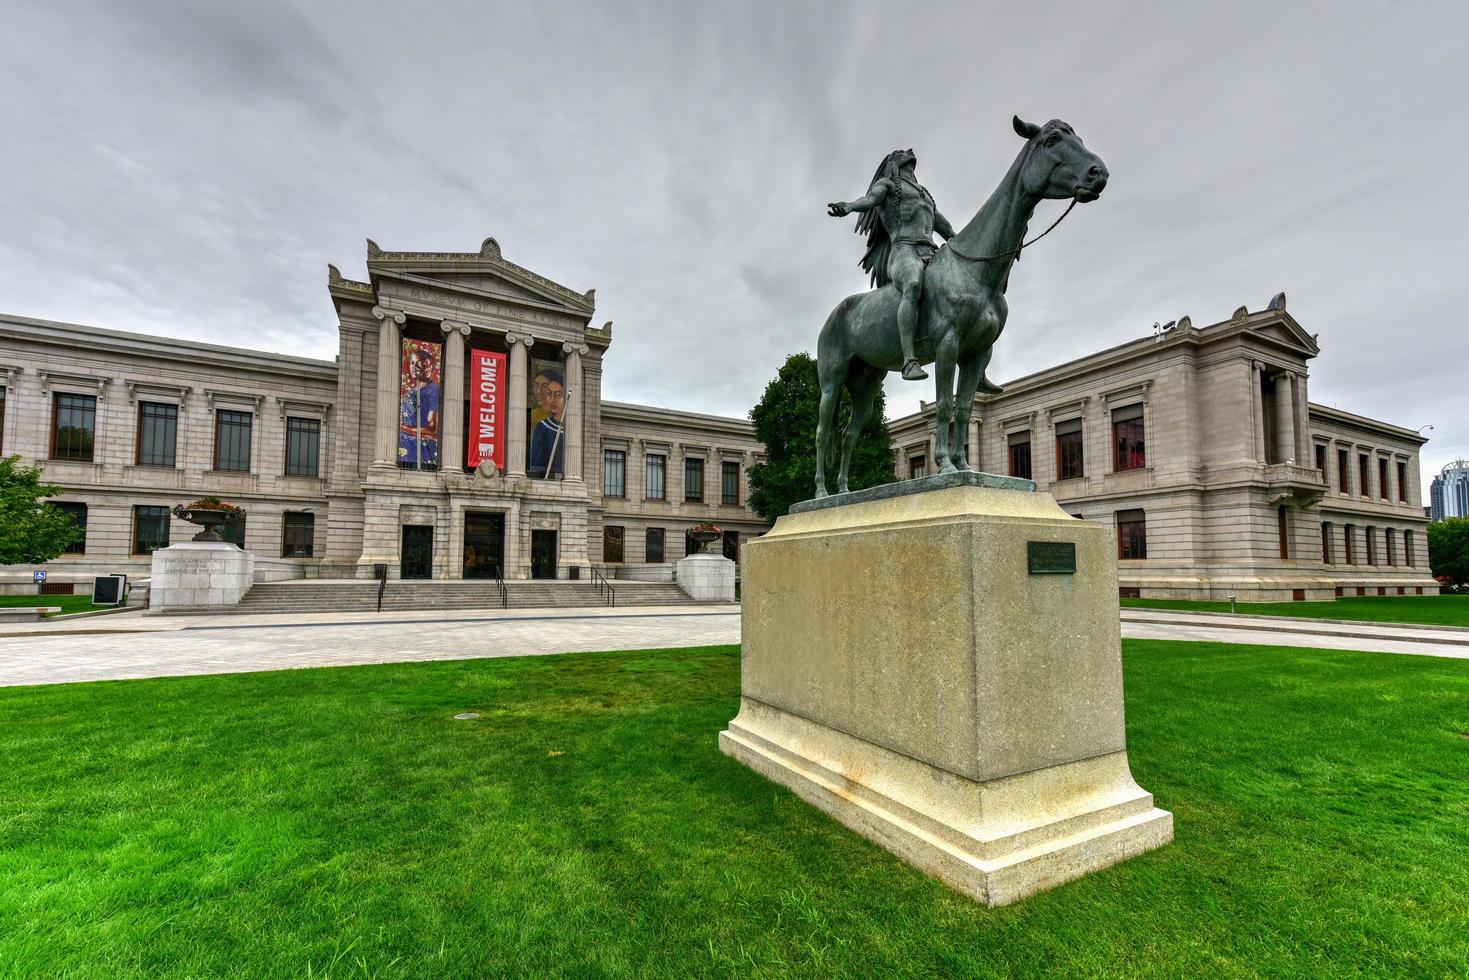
1309,403,1428,444
327,264,374,301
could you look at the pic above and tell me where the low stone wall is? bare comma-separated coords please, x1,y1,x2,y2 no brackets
675,554,736,601
148,542,254,614
252,557,320,583
607,563,676,583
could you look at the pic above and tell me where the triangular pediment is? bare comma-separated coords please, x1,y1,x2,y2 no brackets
364,238,595,315
1248,313,1318,354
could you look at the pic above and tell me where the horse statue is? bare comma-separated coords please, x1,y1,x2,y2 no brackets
814,116,1108,497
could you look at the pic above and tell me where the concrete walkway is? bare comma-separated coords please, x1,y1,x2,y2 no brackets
1,604,1465,690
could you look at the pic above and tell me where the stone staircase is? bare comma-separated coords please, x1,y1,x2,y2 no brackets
227,579,702,615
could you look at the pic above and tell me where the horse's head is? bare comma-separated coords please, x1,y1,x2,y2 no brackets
1012,116,1108,203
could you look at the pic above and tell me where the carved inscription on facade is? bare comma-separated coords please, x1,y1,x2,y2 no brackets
169,558,231,576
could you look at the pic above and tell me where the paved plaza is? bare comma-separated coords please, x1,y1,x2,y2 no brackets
0,604,1465,689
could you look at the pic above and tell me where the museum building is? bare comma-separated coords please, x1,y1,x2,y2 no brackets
0,242,1436,601
889,299,1435,600
0,239,769,590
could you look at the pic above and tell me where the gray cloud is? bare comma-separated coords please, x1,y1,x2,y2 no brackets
1,0,1465,498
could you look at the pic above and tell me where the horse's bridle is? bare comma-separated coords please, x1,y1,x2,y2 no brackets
942,195,1079,265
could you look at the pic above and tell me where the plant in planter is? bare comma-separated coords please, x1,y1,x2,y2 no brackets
172,496,246,543
688,522,722,554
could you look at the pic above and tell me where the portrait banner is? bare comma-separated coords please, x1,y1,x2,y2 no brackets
468,349,507,471
399,338,442,468
527,355,567,479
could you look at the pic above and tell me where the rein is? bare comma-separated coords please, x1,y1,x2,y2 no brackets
943,196,1079,264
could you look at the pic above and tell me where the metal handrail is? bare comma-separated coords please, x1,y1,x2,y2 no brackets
491,563,508,609
589,565,616,607
376,565,387,613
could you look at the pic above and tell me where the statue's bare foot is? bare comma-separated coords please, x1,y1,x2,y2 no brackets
901,359,929,381
977,374,1004,394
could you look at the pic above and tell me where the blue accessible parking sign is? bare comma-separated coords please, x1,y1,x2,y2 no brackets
34,570,46,583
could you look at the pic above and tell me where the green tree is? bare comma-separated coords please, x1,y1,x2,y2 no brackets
747,352,896,521
0,456,83,565
1427,518,1469,589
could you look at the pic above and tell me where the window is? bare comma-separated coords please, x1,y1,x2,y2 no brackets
603,525,624,563
285,417,321,477
603,450,626,498
1337,448,1350,493
684,458,704,502
220,513,246,549
51,393,96,461
1314,443,1326,477
645,454,666,500
1116,509,1147,560
214,410,252,472
645,527,664,563
133,505,170,554
1358,453,1370,497
1396,460,1408,503
1321,521,1333,564
1112,404,1145,471
53,502,87,554
1378,457,1390,500
135,402,178,467
721,461,740,505
282,512,315,557
909,456,927,479
1386,528,1397,566
1343,524,1355,564
684,529,701,556
1366,526,1377,565
723,530,740,561
1007,432,1032,480
1277,506,1290,559
1055,419,1084,481
1405,530,1415,566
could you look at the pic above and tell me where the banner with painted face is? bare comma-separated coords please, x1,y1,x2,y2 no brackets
468,348,507,471
527,355,566,478
399,338,442,468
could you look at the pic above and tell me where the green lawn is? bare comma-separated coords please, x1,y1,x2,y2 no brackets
0,594,103,616
1,642,1466,977
1124,593,1469,627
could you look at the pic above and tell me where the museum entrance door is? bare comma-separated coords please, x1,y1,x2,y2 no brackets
531,530,558,579
463,512,505,579
401,525,434,580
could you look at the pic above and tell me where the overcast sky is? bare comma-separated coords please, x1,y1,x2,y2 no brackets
3,1,1466,499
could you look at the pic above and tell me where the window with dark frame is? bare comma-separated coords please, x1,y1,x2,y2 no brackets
721,460,740,505
285,417,321,477
1337,448,1350,493
133,505,170,554
1358,453,1370,497
282,512,315,557
645,453,666,500
1112,404,1145,471
1321,521,1332,564
1007,431,1031,480
214,410,253,472
54,502,87,554
51,393,96,462
1344,524,1355,564
1116,509,1147,560
1405,530,1415,566
219,513,246,549
1396,460,1408,503
136,401,178,467
1386,528,1397,566
1314,443,1326,477
1378,457,1390,500
645,527,664,563
602,525,624,563
684,529,700,556
603,449,626,498
684,457,704,502
1366,526,1377,565
909,456,927,479
1277,506,1290,559
1055,419,1084,481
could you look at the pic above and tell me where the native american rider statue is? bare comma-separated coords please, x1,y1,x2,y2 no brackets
829,149,970,385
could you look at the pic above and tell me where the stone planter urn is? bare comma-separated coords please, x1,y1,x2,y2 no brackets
688,528,721,554
176,508,230,542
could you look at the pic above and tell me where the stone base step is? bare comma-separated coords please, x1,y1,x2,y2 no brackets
225,580,703,615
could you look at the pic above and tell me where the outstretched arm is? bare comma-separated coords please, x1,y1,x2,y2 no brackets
828,180,889,217
934,210,958,240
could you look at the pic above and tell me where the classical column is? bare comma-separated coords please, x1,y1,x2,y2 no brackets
1251,361,1266,462
562,341,590,482
1272,371,1295,464
505,332,533,478
371,306,406,467
439,320,470,473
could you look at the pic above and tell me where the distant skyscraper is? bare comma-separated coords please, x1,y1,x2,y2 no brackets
1434,459,1469,521
1432,474,1446,521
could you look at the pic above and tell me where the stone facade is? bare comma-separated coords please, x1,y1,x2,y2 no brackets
888,302,1434,600
0,239,770,591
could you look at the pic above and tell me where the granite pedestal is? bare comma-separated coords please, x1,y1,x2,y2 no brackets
719,472,1172,906
675,553,736,602
148,541,254,615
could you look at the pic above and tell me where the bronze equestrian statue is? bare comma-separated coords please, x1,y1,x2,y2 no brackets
815,116,1108,497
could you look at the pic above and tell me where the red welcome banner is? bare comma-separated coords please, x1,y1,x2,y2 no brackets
468,349,507,471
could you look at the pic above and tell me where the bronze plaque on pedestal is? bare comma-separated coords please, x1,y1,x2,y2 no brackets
1027,541,1076,575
